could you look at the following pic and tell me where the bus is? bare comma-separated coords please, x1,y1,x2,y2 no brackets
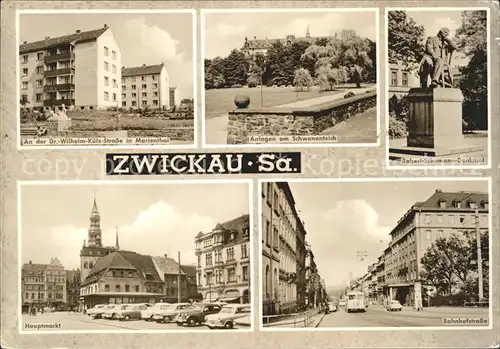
346,292,366,313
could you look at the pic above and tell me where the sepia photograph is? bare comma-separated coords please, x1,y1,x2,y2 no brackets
202,9,379,146
19,180,252,333
259,179,491,330
387,8,490,167
17,10,196,148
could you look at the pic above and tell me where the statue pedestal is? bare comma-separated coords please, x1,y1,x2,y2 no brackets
390,87,483,158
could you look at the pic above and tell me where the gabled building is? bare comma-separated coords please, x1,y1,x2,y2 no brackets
21,257,67,307
195,214,250,304
19,24,121,110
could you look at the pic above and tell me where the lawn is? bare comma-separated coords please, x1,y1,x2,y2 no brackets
204,86,341,119
320,107,378,143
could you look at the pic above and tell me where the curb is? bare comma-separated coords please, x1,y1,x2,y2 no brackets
314,313,326,328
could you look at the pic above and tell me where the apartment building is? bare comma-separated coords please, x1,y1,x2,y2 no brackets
21,257,67,306
19,24,121,110
388,60,420,99
385,189,489,307
195,215,251,304
121,63,171,109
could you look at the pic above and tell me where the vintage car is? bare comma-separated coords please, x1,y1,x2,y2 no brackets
87,304,106,316
386,300,403,312
234,315,251,327
101,304,127,319
92,304,116,319
152,303,195,323
115,304,149,321
141,302,168,321
175,303,222,327
327,302,338,312
204,304,251,329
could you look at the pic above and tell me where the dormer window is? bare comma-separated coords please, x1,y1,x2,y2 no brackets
230,233,235,241
481,201,489,210
438,199,446,208
452,200,461,208
468,201,477,209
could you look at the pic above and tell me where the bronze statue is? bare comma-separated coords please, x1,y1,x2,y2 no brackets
418,27,457,88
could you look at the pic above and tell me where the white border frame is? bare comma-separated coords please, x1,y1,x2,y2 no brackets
17,179,254,334
257,177,493,332
16,9,198,150
200,8,381,148
384,7,492,170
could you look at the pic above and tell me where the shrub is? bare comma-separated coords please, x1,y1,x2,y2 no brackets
389,116,407,139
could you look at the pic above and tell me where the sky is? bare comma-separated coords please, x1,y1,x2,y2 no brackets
20,183,249,270
19,12,194,98
204,11,377,59
287,180,488,288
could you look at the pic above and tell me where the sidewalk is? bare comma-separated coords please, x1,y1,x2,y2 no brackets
264,310,325,328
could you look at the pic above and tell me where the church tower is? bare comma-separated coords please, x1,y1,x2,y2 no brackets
88,195,102,247
305,24,311,39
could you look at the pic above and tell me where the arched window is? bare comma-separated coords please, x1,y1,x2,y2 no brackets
274,268,278,299
265,265,270,298
84,262,88,269
89,262,93,269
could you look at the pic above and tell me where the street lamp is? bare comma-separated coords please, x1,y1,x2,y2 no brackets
474,207,484,302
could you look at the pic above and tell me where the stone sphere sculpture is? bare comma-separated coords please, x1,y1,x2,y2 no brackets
234,95,250,109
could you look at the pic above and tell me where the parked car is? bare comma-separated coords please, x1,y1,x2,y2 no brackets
102,304,126,319
327,302,338,312
152,303,195,323
234,315,251,327
43,307,56,313
386,300,403,312
92,304,115,319
141,302,167,321
339,300,346,307
175,303,222,327
204,304,251,329
116,304,149,321
87,304,106,317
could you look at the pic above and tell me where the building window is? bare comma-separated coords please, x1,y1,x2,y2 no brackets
115,284,120,292
226,247,234,261
37,52,43,60
36,79,43,88
131,85,136,90
132,101,137,106
241,244,248,259
84,262,88,268
153,100,158,105
22,55,28,63
104,61,109,71
437,214,443,223
197,256,201,267
265,219,270,246
215,269,223,284
205,253,213,266
121,86,126,92
89,262,93,269
425,230,432,240
469,201,477,209
153,91,158,97
152,75,158,81
112,79,117,88
438,230,444,238
122,93,126,99
22,68,28,76
242,266,249,281
112,93,116,101
152,83,158,89
132,93,137,98
142,100,147,106
112,50,116,59
36,66,43,74
121,77,126,84
104,91,109,101
424,214,431,224
228,268,236,282
125,284,130,292
36,93,43,102
104,46,109,56
449,214,455,224
104,76,109,86
142,92,147,97
142,84,147,89
482,202,489,210
105,284,110,292
21,82,28,91
439,200,446,208
122,101,127,107
135,285,139,292
112,65,116,74
390,71,398,86
141,76,146,81
206,272,213,285
402,72,408,87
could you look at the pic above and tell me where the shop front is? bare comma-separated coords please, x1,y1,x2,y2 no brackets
82,292,165,309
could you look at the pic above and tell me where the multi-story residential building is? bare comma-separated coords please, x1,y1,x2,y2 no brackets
195,215,250,304
21,258,67,307
385,189,489,308
388,60,420,99
305,243,323,308
295,217,307,308
121,63,172,109
180,264,201,301
19,24,121,110
66,269,81,309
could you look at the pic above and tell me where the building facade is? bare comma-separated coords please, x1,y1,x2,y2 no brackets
195,215,250,304
21,258,67,307
388,60,420,99
385,190,489,308
66,269,81,309
19,24,121,110
121,63,170,109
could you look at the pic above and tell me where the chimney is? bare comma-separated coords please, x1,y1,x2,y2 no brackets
23,41,27,44
142,64,146,67
164,254,168,259
45,36,50,40
435,189,442,193
76,29,81,34
104,24,108,29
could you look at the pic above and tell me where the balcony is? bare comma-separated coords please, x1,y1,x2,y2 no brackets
44,52,75,64
44,83,75,92
43,98,75,107
44,67,75,77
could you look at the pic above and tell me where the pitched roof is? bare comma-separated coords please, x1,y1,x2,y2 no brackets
151,256,185,281
122,63,164,77
181,265,196,277
414,190,488,209
20,27,108,54
22,263,47,273
80,246,116,257
220,214,249,234
118,251,162,280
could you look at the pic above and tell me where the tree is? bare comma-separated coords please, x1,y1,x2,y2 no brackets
222,49,249,87
316,65,349,91
454,10,488,131
420,237,457,295
387,10,425,64
293,68,313,91
204,57,225,89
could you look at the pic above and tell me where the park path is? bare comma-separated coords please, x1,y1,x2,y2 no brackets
276,86,374,109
